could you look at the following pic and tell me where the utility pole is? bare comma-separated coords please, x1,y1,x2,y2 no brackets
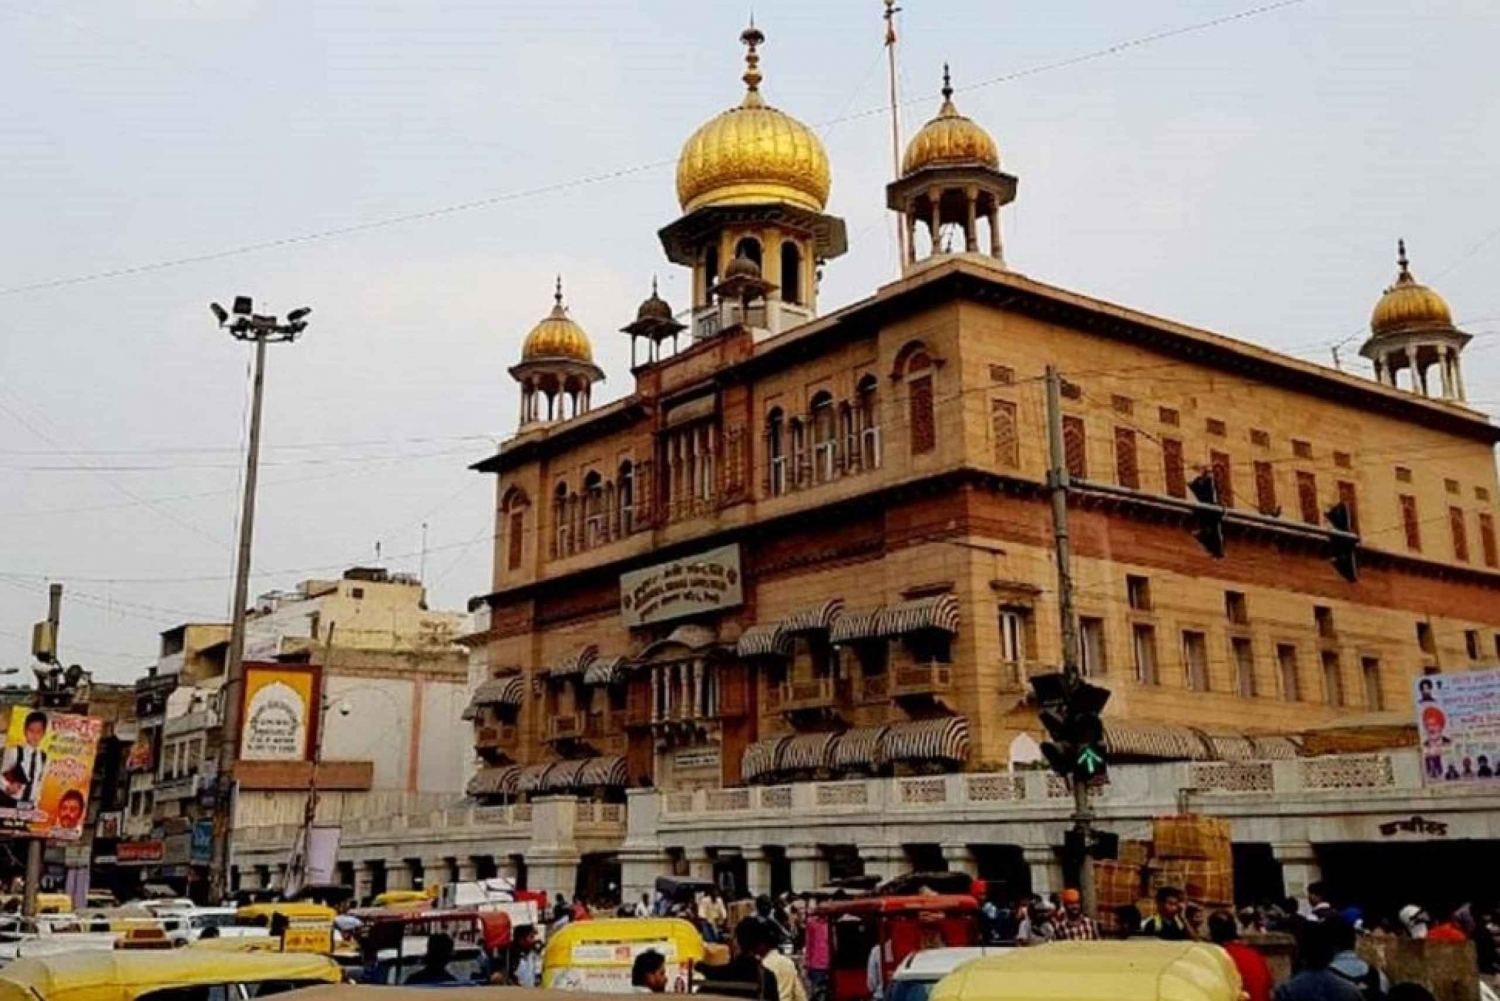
1043,366,1095,915
206,297,311,903
19,585,63,918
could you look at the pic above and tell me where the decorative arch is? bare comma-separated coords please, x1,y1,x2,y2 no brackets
735,236,763,269
551,480,570,559
781,241,803,305
810,392,837,483
617,460,636,534
891,340,940,381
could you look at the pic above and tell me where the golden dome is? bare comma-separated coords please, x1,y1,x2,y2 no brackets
521,277,593,364
902,66,999,177
675,24,831,214
1370,241,1455,338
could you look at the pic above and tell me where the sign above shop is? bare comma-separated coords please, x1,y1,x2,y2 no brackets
620,544,742,628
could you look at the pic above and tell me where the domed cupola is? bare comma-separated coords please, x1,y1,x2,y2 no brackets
1359,241,1471,403
509,277,605,427
658,22,848,341
886,66,1017,273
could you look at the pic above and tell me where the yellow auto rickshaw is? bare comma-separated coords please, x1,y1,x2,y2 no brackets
0,950,342,1001
233,901,338,954
369,889,435,912
930,941,1243,1001
0,893,74,915
542,917,705,993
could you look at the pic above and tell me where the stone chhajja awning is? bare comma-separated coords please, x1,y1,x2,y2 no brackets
883,716,970,765
1104,723,1212,761
832,725,889,770
519,762,556,792
830,607,884,645
577,755,629,789
741,736,789,783
468,764,520,798
549,645,599,680
543,758,591,792
462,675,525,720
779,599,845,636
737,624,793,659
876,594,961,638
583,656,628,687
778,732,840,773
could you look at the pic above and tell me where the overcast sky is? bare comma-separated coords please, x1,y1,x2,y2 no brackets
0,0,1495,683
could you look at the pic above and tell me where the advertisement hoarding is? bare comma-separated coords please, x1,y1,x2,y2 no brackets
0,709,103,841
1417,668,1500,784
240,664,318,762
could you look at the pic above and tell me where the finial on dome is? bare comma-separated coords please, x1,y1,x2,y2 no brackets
740,19,766,105
1397,239,1410,280
551,274,567,317
942,63,953,101
651,275,659,296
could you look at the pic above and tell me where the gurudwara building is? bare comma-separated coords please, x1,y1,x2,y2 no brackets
436,24,1498,905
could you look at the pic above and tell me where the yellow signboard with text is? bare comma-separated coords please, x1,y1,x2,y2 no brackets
240,664,318,762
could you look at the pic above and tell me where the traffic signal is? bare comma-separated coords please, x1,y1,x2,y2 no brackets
1031,671,1111,785
1188,470,1226,558
1065,828,1120,860
1325,501,1360,583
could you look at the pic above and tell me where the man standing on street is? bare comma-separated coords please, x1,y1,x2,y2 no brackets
1273,921,1363,1001
1142,887,1191,940
1209,911,1273,1001
1051,889,1100,941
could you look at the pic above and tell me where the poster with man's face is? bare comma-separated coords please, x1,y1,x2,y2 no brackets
1416,670,1500,785
0,708,102,840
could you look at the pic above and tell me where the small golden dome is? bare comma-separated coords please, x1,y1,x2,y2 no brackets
675,24,832,214
1370,241,1455,338
521,277,594,364
902,66,999,177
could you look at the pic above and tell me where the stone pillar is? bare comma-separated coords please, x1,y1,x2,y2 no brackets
964,187,979,252
786,844,827,893
686,848,715,882
941,843,979,879
744,848,773,899
1022,846,1063,898
904,213,918,266
457,858,479,883
1273,843,1321,906
929,202,942,255
1438,346,1454,398
988,209,1002,260
620,848,672,908
528,851,581,901
386,861,413,892
529,794,582,900
860,845,908,884
353,861,376,902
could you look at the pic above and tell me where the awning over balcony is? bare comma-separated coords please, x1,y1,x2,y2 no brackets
550,645,599,680
877,594,961,638
467,764,520,798
543,758,591,792
577,755,629,789
584,656,628,687
830,607,884,645
1104,723,1211,761
832,725,889,770
779,599,845,636
462,676,525,719
884,715,970,764
778,732,839,773
742,737,789,782
737,624,792,659
519,762,556,792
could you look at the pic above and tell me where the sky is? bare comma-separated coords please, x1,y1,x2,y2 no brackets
0,0,1495,683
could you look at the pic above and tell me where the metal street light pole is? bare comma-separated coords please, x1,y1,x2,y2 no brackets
206,298,311,903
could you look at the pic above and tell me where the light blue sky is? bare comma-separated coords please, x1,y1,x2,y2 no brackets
0,1,1495,680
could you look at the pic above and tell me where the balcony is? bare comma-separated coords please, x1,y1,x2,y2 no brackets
544,714,584,744
475,724,519,754
778,677,846,717
583,712,628,753
892,662,953,700
860,674,891,703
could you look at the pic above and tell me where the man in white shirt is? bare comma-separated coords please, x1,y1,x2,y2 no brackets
1,712,48,807
763,940,808,1001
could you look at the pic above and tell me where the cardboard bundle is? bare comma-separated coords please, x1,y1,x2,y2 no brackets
1152,859,1233,908
1118,840,1153,868
1153,814,1232,862
1092,860,1146,910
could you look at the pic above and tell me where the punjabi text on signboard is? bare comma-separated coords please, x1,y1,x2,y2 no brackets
619,544,743,628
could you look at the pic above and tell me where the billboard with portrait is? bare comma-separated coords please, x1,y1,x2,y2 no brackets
240,664,318,762
0,708,102,841
1416,668,1500,784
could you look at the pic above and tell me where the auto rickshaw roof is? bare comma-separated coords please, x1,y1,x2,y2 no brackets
541,917,706,967
0,950,342,1001
818,893,979,916
930,941,1242,1001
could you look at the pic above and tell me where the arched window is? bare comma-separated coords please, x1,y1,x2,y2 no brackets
552,482,570,559
568,493,583,555
839,402,855,473
857,375,881,470
767,409,786,497
583,472,604,549
781,241,803,305
906,352,936,456
811,392,837,484
502,487,530,571
704,246,719,303
789,417,807,489
618,461,635,535
735,237,762,269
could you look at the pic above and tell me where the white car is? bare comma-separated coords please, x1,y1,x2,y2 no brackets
886,947,1014,1001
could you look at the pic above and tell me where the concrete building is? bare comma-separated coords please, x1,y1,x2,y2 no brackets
242,21,1500,906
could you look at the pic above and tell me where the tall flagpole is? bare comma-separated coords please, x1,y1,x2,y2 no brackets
884,0,908,269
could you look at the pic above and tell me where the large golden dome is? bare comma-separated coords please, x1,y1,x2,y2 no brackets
902,67,999,177
1370,241,1454,338
675,24,831,214
521,278,593,364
